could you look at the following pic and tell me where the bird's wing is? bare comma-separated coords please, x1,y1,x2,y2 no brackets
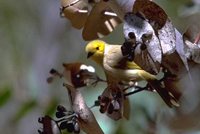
104,44,142,70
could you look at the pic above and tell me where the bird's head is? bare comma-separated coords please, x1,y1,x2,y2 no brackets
85,40,106,65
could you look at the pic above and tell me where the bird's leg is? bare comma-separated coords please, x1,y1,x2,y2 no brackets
122,81,153,96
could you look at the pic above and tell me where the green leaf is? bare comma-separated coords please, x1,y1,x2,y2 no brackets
62,131,71,134
44,98,58,116
115,124,125,134
12,99,37,123
0,86,12,107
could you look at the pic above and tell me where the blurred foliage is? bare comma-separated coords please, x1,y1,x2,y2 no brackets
44,98,59,116
11,99,37,123
0,0,200,134
0,86,12,107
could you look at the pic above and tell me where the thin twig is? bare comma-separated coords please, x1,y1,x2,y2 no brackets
124,87,146,97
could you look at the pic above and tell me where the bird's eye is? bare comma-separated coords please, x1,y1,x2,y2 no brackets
96,47,99,50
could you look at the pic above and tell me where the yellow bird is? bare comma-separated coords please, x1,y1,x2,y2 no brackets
85,40,179,107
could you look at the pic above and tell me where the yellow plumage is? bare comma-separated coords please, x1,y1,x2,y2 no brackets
85,40,179,107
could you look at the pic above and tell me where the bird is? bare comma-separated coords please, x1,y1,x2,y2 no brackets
85,40,180,107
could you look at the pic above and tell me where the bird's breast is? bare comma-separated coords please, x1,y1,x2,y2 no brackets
103,63,143,82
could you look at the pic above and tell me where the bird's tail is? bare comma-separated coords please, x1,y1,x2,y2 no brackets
148,80,180,108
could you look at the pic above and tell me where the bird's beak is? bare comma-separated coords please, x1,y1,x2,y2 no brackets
87,52,94,59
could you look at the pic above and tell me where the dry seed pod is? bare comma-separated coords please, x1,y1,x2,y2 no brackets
82,1,121,40
132,0,167,29
99,84,130,120
47,62,104,88
60,0,91,29
60,0,121,40
63,62,102,88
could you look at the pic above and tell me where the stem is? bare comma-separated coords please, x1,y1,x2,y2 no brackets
124,87,146,96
